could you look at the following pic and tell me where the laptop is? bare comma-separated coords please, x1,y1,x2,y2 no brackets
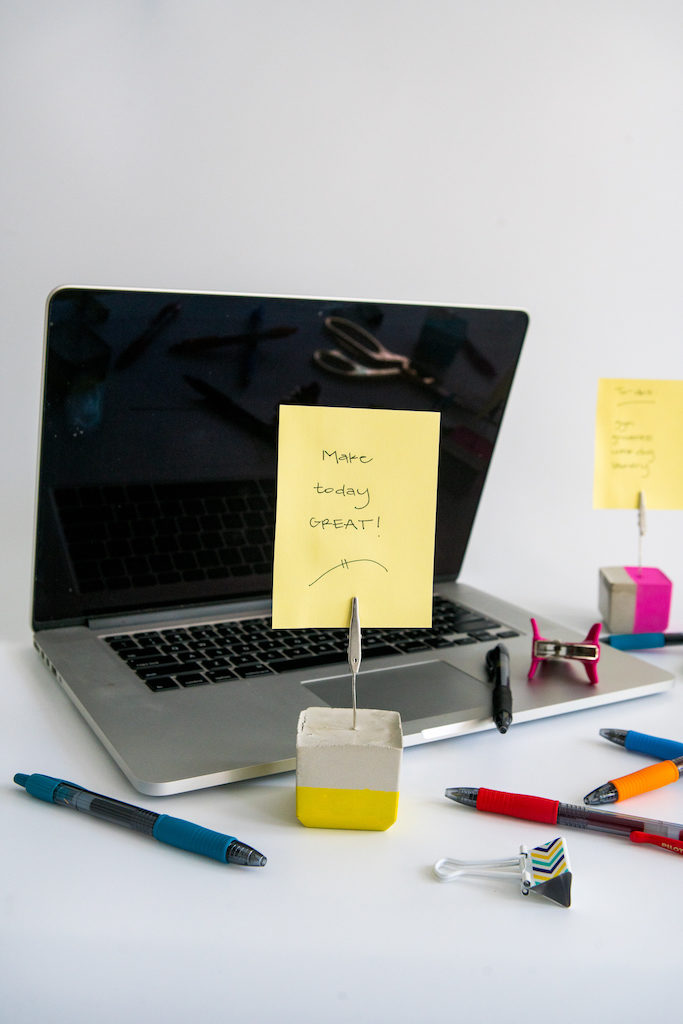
32,286,674,794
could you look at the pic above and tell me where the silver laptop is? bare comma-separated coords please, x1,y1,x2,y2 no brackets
32,287,673,794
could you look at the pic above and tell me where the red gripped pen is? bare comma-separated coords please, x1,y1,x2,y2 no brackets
445,787,683,854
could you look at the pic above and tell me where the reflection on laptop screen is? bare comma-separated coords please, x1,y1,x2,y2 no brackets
33,289,528,629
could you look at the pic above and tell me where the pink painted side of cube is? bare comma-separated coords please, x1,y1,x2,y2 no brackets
624,566,672,632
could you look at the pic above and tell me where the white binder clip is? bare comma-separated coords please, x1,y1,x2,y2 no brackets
433,836,572,907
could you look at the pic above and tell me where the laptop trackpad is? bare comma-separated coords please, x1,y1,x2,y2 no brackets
303,660,490,724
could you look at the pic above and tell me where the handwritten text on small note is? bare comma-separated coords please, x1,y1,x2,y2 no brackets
593,379,683,509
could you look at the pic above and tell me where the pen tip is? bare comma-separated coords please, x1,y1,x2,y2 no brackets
583,783,617,806
444,787,478,806
226,840,267,866
13,773,28,787
599,729,625,745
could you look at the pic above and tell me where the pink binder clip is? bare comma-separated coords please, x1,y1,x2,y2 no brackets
528,618,601,684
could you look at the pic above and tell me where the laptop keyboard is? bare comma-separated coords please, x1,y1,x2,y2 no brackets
103,595,520,692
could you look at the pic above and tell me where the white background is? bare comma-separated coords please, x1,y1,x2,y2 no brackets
2,3,682,1022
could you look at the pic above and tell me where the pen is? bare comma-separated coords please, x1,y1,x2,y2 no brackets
486,642,512,733
14,773,267,867
584,755,683,805
599,728,683,761
605,632,683,650
445,786,683,853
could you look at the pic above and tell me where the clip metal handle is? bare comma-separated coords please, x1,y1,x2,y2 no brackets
528,618,601,684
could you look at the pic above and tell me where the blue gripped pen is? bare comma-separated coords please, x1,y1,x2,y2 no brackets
600,729,683,761
14,773,266,866
605,632,683,651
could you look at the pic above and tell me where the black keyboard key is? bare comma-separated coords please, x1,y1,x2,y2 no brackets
202,656,233,670
206,668,238,682
231,654,265,668
176,672,209,687
125,653,180,669
362,644,399,659
281,646,312,660
135,662,186,679
106,637,139,652
176,651,202,663
235,663,274,678
144,676,179,692
306,642,343,656
268,651,347,673
393,640,431,652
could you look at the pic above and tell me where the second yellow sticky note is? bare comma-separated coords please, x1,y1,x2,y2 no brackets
272,405,441,628
593,379,683,509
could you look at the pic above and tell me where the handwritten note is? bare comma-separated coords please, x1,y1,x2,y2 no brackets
271,405,441,628
593,379,683,508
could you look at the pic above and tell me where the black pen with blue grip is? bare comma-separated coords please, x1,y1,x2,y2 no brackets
14,773,266,866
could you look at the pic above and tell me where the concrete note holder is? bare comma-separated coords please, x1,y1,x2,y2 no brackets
599,566,672,633
296,707,403,831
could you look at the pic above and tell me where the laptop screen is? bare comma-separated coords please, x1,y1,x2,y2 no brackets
33,288,528,629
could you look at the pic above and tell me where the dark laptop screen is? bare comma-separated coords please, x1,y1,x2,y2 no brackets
33,288,528,628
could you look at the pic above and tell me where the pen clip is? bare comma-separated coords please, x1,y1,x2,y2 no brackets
485,642,508,681
630,831,683,855
485,645,499,680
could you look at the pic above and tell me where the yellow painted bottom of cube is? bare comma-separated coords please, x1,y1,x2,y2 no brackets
296,785,399,830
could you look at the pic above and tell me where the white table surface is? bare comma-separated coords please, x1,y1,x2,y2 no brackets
3,563,683,1023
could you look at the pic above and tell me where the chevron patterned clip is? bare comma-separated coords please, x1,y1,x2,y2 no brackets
433,835,572,907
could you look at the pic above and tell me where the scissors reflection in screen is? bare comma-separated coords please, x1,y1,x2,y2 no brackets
313,316,438,389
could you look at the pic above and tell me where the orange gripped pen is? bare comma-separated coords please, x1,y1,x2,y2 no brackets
584,755,683,805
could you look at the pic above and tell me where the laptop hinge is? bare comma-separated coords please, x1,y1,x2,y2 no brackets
87,597,271,632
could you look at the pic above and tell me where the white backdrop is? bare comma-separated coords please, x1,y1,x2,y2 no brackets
4,1,682,648
3,2,682,644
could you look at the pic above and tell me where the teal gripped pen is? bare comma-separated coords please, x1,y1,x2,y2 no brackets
605,632,683,651
14,773,266,867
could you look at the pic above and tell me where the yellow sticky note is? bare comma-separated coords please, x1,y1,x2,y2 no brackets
272,405,440,628
593,379,683,509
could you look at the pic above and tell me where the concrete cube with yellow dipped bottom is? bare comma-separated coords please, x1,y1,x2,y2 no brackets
296,707,403,831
